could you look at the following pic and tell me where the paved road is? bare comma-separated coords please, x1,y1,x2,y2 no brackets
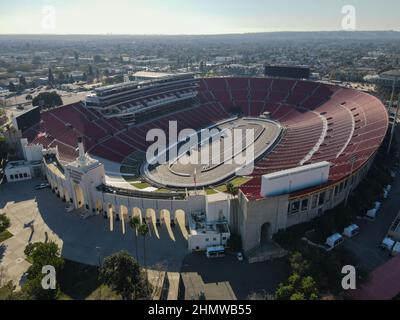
343,142,400,270
0,178,288,297
0,178,188,287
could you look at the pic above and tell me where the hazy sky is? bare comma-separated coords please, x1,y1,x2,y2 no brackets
0,0,399,35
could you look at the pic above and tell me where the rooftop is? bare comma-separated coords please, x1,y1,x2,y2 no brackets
132,71,174,79
5,160,42,169
189,211,230,236
379,69,400,78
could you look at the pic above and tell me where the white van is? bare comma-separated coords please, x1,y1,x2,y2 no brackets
392,242,400,256
381,237,395,251
206,246,225,259
366,208,377,220
325,233,344,251
343,224,360,238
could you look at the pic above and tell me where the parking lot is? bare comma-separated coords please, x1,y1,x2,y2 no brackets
3,89,88,119
343,173,400,271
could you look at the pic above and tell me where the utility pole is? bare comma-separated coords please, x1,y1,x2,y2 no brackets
387,76,398,154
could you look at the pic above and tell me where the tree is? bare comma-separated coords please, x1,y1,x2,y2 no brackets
48,68,55,84
19,76,27,88
138,223,150,295
275,252,320,300
88,65,94,78
32,91,63,108
275,283,295,300
226,182,238,195
57,71,66,84
8,81,16,92
129,216,141,261
289,252,310,276
99,251,150,300
23,242,64,300
290,292,305,300
300,276,318,298
0,214,10,233
94,55,103,64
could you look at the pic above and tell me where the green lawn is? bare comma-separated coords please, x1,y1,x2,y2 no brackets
132,182,151,190
0,281,15,300
156,188,173,193
230,176,253,186
214,177,252,193
0,230,12,243
205,188,218,195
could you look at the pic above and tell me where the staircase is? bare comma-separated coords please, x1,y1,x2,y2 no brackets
246,241,287,264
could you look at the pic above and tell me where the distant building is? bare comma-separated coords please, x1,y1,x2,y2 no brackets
376,70,400,88
35,77,49,86
265,65,310,79
132,71,174,81
188,211,230,251
4,160,42,183
69,71,85,82
78,57,94,63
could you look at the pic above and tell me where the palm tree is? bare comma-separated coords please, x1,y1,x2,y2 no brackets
128,216,141,261
138,223,150,297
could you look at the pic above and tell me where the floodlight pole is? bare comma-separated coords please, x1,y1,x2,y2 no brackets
387,77,398,155
345,155,357,208
193,168,197,195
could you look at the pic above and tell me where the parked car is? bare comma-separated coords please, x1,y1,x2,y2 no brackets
34,183,50,190
343,224,360,238
324,233,344,252
236,252,244,261
391,242,400,256
381,237,395,251
64,205,74,213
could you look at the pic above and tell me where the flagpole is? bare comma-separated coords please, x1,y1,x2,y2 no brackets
193,168,197,195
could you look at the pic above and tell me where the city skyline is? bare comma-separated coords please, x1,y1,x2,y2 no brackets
0,0,399,35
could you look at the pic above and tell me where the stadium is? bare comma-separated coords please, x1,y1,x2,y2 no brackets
13,74,388,254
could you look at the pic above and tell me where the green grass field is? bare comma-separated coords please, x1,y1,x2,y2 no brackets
0,230,12,243
205,188,218,195
214,176,252,193
132,182,151,190
156,188,173,193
